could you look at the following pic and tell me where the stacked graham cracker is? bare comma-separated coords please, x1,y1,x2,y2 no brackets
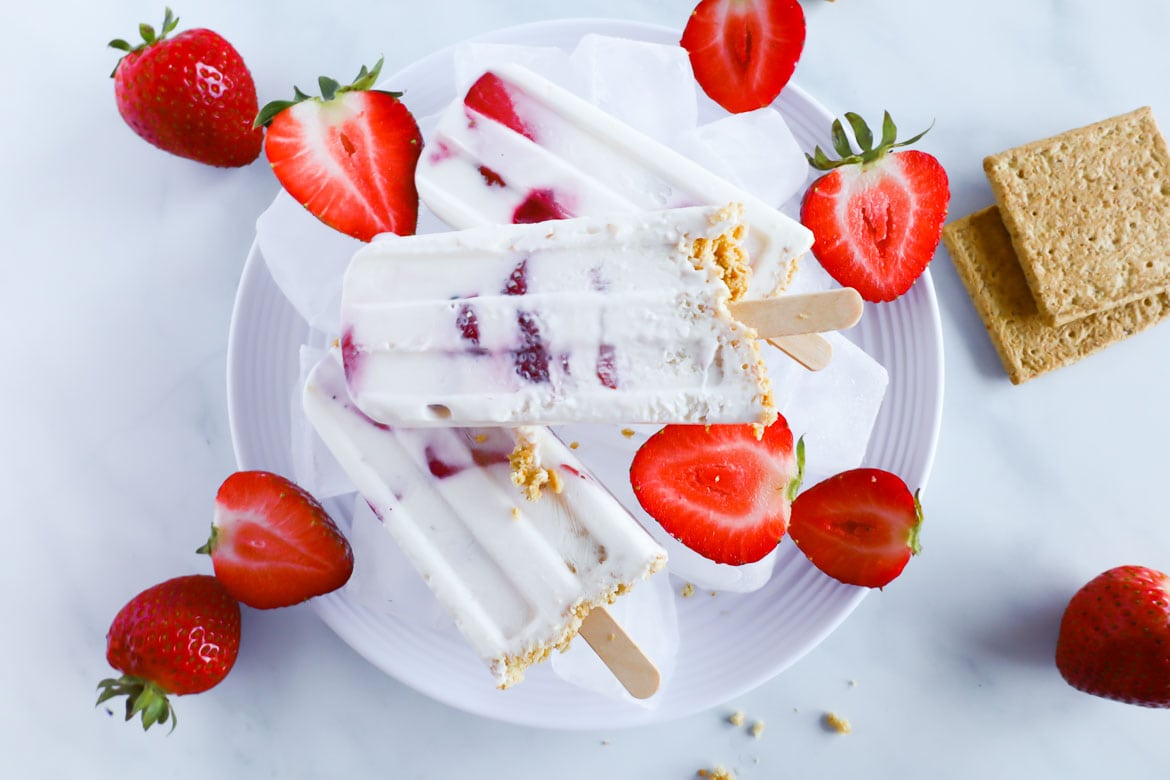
943,107,1170,383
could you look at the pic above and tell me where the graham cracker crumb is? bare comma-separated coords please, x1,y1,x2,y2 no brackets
750,721,765,739
728,711,746,727
620,428,636,438
569,441,580,450
692,202,750,302
546,467,564,495
824,712,852,734
697,767,735,780
474,433,488,443
680,583,696,598
510,507,521,521
508,433,549,501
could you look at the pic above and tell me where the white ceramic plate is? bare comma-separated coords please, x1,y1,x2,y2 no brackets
226,18,944,730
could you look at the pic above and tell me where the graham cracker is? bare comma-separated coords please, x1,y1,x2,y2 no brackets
983,107,1170,325
942,205,1170,384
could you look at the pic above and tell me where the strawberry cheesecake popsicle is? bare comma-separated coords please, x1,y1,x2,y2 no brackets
302,350,667,691
340,204,782,429
416,63,814,300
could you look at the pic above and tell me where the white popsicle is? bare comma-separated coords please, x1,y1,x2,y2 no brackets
302,351,667,690
340,205,781,429
416,63,814,301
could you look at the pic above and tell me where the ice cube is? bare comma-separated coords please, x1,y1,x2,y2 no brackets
550,566,678,705
784,253,839,295
257,191,356,335
569,35,698,145
773,332,890,484
649,533,779,593
676,108,809,208
453,42,579,94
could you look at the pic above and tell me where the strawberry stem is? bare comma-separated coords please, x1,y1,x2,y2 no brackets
254,57,402,128
806,111,935,171
96,675,177,733
195,523,219,556
787,436,806,502
908,489,925,555
108,7,179,54
108,7,180,77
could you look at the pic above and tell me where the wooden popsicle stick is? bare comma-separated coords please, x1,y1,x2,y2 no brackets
578,606,660,700
768,333,834,371
729,288,864,338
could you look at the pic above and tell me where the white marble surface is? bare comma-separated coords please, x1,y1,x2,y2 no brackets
4,0,1170,776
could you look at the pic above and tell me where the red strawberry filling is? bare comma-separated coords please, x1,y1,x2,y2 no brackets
464,72,536,140
512,189,573,224
513,312,551,384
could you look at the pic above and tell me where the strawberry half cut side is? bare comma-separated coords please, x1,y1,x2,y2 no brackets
800,111,949,303
256,58,423,241
788,468,923,588
681,0,806,114
629,418,804,566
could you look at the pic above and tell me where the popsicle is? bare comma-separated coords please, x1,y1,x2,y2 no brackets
340,204,853,429
415,63,830,367
302,350,668,692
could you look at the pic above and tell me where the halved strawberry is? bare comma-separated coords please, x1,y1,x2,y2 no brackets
255,58,422,241
800,111,950,302
198,471,353,609
788,468,923,588
629,419,803,565
680,0,806,114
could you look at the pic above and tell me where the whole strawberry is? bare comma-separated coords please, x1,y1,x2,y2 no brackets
199,471,353,609
1055,565,1170,708
109,7,262,167
97,574,241,731
800,112,949,302
256,58,423,241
